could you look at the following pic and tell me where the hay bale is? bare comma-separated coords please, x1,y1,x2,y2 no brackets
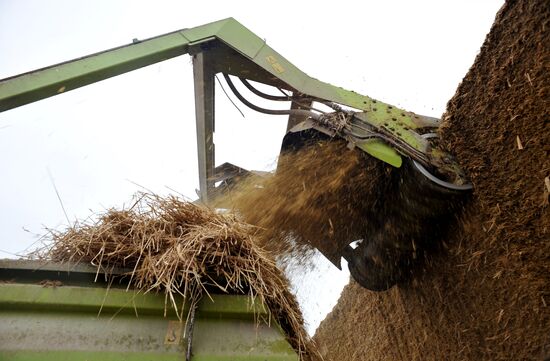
313,1,550,360
35,193,319,360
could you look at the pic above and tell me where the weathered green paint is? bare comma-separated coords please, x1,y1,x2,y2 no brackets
182,18,266,59
358,140,403,168
0,283,266,318
0,261,298,361
0,350,295,361
0,30,191,112
0,17,436,167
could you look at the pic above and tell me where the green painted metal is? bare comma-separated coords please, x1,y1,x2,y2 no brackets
183,18,266,59
0,17,386,115
0,30,191,112
0,261,298,361
0,283,266,318
0,17,437,167
358,140,403,168
0,350,294,361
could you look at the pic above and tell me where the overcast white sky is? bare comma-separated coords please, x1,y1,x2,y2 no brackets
0,0,503,334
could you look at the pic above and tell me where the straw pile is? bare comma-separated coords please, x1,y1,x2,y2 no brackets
36,193,318,360
314,0,549,360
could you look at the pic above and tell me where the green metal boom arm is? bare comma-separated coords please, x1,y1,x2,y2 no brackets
0,18,403,114
0,17,446,202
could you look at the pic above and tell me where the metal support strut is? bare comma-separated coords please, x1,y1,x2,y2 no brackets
192,52,216,204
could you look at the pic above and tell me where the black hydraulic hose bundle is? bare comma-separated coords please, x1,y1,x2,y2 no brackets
222,73,321,120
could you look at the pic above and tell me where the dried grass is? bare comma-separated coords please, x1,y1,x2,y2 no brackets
33,193,318,360
222,138,390,267
314,1,550,359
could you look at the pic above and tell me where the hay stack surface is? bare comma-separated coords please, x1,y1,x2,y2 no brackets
37,193,318,360
314,1,549,360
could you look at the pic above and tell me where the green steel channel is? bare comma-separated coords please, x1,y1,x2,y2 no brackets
0,281,297,361
0,17,428,163
0,283,267,319
0,30,195,112
0,350,294,361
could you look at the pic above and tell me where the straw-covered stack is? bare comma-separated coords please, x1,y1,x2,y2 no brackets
35,193,318,360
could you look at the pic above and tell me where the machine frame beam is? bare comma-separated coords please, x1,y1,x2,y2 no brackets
192,53,216,204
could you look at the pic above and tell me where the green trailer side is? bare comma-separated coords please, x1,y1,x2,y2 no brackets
0,260,298,361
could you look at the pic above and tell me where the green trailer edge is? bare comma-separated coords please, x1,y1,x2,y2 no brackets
0,260,299,361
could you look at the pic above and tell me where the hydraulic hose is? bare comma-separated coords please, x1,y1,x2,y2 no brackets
239,78,290,101
223,74,321,120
